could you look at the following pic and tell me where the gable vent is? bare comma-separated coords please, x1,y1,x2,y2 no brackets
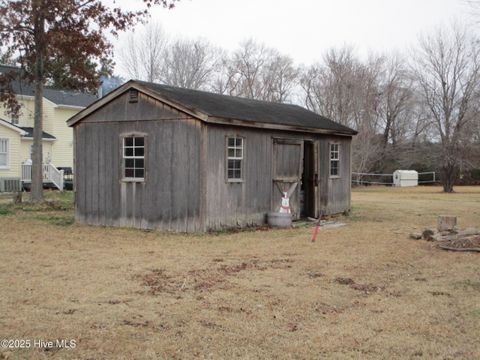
129,89,139,103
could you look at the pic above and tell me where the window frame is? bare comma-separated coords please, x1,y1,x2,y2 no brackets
0,138,9,170
329,142,340,178
121,133,146,182
225,135,245,183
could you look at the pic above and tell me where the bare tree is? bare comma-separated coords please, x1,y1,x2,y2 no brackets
300,47,384,173
260,52,298,102
300,47,365,128
214,39,298,102
119,27,220,90
118,23,168,82
378,54,413,148
161,38,220,90
210,51,235,95
225,39,271,99
411,25,480,192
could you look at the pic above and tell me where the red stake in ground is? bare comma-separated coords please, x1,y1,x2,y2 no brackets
311,220,320,242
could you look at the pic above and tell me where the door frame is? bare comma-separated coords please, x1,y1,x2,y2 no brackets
301,139,320,218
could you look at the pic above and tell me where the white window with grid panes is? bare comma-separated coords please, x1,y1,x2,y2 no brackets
330,143,340,177
0,139,8,169
226,136,244,181
123,136,145,180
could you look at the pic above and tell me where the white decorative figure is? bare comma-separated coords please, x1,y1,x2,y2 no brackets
279,192,291,213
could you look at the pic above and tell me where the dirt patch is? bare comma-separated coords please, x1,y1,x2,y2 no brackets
107,300,121,305
121,319,152,328
218,258,292,275
307,271,325,278
218,261,261,274
60,309,77,315
350,283,384,294
287,323,299,332
134,268,177,295
313,301,343,315
335,277,384,294
188,269,229,292
199,320,222,329
335,277,355,285
136,258,295,295
269,258,294,269
429,291,451,297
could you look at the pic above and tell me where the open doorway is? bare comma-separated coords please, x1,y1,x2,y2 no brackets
301,141,316,218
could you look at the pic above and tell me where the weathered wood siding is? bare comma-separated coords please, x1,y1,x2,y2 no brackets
74,92,204,232
204,125,352,230
205,125,274,229
318,136,351,215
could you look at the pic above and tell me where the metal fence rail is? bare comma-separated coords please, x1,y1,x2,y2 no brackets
352,172,393,185
352,171,437,185
417,171,436,184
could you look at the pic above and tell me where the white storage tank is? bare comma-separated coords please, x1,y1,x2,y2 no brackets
393,170,418,187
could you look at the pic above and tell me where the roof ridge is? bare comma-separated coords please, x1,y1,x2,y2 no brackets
135,80,300,108
43,87,96,96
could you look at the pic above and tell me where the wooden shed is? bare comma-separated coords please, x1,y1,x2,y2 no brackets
67,80,357,232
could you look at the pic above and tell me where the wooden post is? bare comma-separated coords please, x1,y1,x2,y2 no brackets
437,215,457,232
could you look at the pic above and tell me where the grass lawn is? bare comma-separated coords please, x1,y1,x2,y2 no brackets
0,186,479,359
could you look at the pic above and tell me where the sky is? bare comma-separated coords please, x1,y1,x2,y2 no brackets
113,0,471,75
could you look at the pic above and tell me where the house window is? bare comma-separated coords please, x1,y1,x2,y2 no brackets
227,136,244,181
330,143,340,177
123,136,145,180
0,138,8,169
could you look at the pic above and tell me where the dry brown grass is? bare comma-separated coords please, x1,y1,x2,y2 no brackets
0,186,479,359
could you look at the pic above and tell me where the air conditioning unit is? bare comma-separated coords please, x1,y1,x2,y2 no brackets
0,178,22,193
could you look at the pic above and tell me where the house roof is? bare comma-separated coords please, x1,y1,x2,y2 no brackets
136,81,357,135
67,80,357,136
0,117,27,135
19,127,56,140
0,65,97,108
0,118,56,140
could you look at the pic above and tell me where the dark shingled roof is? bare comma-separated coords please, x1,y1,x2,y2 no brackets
136,80,357,135
0,117,56,139
19,127,56,140
0,65,97,108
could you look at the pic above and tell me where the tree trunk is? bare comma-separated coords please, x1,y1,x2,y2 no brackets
441,164,457,193
30,2,45,203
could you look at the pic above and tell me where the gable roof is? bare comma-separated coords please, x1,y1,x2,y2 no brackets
67,80,357,136
0,118,56,140
0,117,27,135
19,127,56,140
0,65,97,108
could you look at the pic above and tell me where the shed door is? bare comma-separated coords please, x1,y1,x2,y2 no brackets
272,139,303,219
